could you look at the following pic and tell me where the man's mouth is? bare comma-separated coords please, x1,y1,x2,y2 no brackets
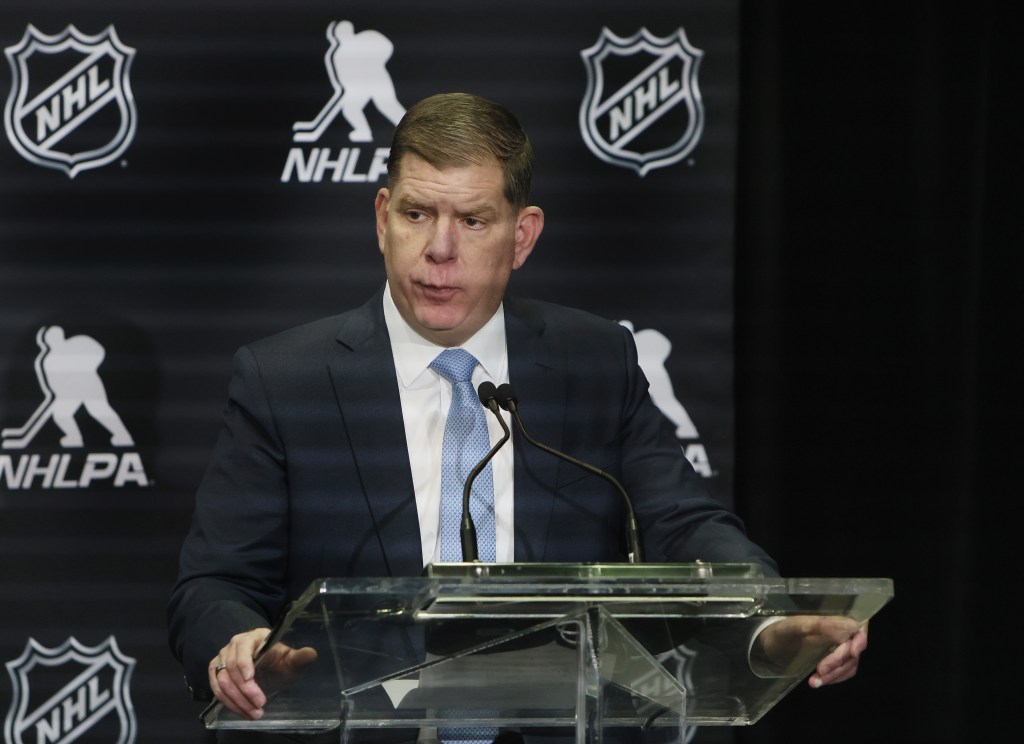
418,282,458,300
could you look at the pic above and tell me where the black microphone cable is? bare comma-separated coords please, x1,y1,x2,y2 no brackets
494,383,644,563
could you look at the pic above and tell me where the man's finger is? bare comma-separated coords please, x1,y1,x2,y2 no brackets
238,628,271,682
214,666,265,719
809,628,868,688
218,655,267,714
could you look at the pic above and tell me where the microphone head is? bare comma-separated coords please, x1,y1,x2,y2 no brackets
477,380,498,406
495,383,517,411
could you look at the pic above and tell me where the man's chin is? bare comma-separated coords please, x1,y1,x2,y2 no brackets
411,313,469,346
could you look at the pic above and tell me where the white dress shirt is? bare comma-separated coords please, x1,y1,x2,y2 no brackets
382,283,515,567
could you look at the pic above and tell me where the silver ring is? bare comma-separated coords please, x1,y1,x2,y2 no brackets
215,663,226,674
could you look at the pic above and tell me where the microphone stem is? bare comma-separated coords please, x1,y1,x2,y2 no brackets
460,402,511,562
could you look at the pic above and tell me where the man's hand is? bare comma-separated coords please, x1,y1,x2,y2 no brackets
210,628,272,719
209,628,319,719
753,616,869,688
807,621,868,688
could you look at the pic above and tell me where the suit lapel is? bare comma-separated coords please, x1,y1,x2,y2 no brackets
505,297,565,561
328,291,423,577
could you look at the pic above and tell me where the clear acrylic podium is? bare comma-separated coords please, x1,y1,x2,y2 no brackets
202,563,893,742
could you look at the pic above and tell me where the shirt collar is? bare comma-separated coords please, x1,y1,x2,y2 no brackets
382,281,507,388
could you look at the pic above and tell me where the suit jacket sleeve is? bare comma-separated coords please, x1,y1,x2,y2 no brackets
167,344,290,699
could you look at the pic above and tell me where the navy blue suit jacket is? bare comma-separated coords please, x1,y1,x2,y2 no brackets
168,289,775,697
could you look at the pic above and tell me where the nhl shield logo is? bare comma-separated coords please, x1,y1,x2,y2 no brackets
4,25,137,178
580,28,704,176
4,636,137,744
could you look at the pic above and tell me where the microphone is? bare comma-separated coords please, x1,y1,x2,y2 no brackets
458,381,512,562
494,383,644,563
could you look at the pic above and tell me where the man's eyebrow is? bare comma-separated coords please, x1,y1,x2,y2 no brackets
457,204,499,218
396,194,431,211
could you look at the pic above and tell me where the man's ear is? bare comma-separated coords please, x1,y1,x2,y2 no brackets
512,206,544,270
374,188,390,253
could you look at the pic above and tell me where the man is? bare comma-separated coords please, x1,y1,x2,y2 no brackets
169,93,867,724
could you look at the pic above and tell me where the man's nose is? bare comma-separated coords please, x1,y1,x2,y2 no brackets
426,218,458,262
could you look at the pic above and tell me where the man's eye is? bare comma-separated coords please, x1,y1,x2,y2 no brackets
406,210,426,222
463,217,484,228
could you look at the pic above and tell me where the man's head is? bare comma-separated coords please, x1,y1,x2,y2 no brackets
376,93,544,348
386,92,534,212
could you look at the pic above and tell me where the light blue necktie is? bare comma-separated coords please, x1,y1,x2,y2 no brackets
430,349,498,744
430,348,497,563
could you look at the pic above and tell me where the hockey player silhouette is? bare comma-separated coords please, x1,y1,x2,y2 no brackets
619,320,699,439
1,326,134,449
292,21,406,143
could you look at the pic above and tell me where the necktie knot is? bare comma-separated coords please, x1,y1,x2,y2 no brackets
430,348,479,384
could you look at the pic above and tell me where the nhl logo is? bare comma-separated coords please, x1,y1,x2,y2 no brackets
4,636,137,744
579,28,704,176
4,25,137,178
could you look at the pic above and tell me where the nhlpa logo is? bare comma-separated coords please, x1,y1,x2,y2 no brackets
3,25,137,178
580,28,704,176
0,326,150,490
620,321,712,477
5,636,137,744
282,21,405,184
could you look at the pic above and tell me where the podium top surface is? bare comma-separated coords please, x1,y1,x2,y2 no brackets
306,563,893,620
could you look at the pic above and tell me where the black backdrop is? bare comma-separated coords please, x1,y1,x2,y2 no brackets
734,2,1019,743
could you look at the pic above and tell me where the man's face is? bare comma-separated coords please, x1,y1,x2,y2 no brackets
375,155,543,347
